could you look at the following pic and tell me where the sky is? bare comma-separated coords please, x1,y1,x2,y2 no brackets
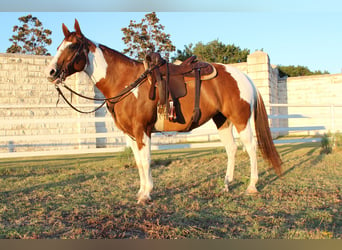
1,0,342,74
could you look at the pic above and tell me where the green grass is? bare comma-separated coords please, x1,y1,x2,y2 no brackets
0,143,341,239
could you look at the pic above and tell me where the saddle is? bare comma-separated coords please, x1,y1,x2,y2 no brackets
144,52,217,128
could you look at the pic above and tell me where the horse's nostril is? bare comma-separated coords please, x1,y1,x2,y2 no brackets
49,69,56,76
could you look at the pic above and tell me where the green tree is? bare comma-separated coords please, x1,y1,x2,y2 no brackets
173,39,250,63
7,14,52,55
121,12,176,61
278,65,329,77
193,40,250,63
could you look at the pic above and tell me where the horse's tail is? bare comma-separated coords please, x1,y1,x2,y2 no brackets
254,91,282,175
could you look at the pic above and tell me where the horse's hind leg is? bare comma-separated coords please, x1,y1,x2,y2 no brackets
214,116,237,192
238,120,259,195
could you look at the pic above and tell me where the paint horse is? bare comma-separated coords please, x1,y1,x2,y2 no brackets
46,20,282,204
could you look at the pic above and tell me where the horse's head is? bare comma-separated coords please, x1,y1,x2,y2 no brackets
46,19,89,83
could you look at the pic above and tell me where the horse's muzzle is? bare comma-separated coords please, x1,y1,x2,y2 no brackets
46,68,64,83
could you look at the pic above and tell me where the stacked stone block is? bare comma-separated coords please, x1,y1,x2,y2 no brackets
0,53,123,153
287,74,342,133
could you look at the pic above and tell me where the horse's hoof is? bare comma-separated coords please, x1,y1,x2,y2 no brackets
244,187,259,196
137,194,151,205
136,190,143,198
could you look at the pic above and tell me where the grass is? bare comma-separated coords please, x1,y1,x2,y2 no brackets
0,143,341,239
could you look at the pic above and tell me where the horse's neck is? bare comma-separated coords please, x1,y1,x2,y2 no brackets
83,44,106,84
84,43,143,95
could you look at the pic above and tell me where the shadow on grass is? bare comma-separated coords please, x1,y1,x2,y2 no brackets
0,172,109,198
257,143,322,192
0,154,116,169
0,162,83,180
152,148,225,161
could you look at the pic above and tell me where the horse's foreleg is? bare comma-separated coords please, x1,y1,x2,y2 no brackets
239,121,258,195
128,133,153,203
138,132,153,203
126,135,145,198
217,122,237,192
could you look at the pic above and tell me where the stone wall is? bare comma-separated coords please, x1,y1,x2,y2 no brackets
286,74,342,133
0,53,124,153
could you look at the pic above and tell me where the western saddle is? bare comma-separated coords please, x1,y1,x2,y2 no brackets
144,52,217,129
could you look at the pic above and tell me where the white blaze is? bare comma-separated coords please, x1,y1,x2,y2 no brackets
45,41,72,77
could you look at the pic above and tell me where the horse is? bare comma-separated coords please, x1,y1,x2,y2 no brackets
46,19,282,204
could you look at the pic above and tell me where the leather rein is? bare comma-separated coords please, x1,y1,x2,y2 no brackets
54,53,162,114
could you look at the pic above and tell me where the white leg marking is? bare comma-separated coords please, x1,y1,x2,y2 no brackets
45,41,72,77
239,120,259,195
218,123,237,192
126,135,145,197
127,133,153,203
138,132,153,202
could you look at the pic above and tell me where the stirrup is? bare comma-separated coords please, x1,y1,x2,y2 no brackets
168,101,177,122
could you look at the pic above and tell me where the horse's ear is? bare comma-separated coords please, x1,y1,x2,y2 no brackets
74,19,82,37
62,23,70,38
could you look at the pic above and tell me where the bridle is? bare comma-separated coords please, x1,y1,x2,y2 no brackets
58,37,89,82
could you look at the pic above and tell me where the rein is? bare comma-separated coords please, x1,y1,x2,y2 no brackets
54,65,158,114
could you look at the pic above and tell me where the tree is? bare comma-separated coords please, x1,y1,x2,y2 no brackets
277,65,329,77
173,39,250,64
121,12,175,61
7,14,52,55
171,44,194,62
193,40,250,63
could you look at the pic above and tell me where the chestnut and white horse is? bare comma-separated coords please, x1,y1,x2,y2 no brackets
46,20,282,203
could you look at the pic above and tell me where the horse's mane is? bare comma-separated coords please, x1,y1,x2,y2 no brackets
98,43,142,65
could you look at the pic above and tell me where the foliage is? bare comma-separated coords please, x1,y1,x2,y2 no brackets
121,12,176,62
0,143,341,239
172,39,250,63
321,132,342,154
334,132,342,149
277,65,329,77
6,14,52,56
171,44,194,62
320,133,333,154
118,147,135,168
